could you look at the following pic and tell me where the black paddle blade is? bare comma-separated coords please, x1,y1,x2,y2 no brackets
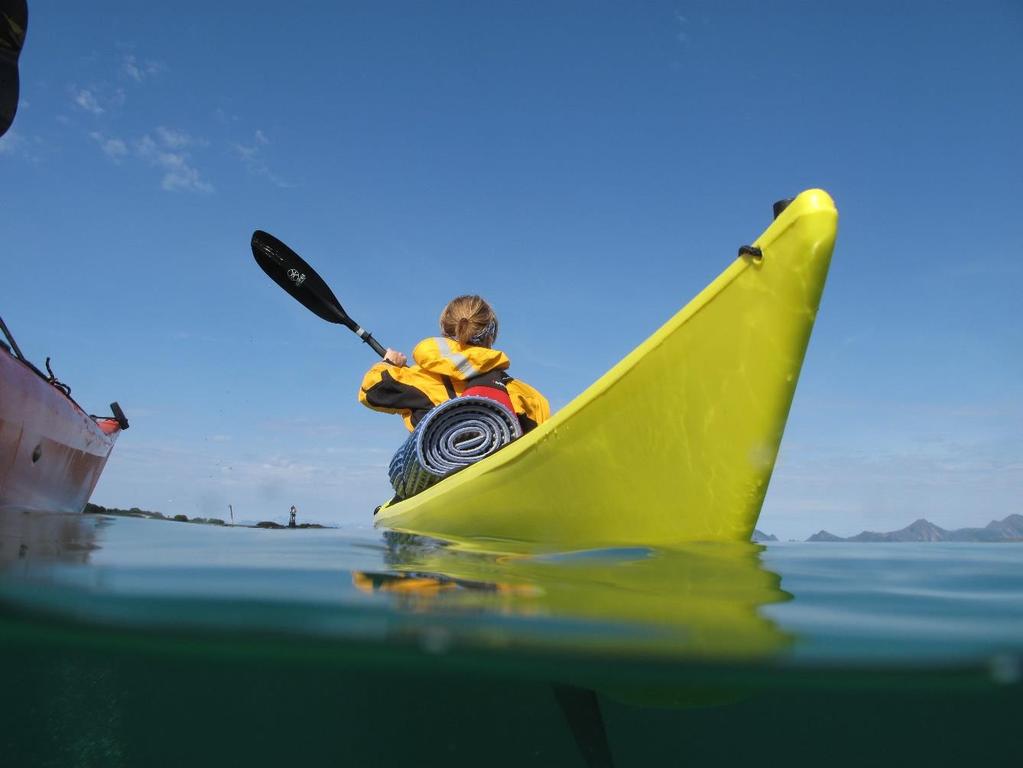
250,230,357,330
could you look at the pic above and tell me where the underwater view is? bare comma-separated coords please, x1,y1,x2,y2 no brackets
2,511,1022,767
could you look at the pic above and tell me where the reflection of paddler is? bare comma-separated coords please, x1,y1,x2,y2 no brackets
352,571,539,597
353,571,457,596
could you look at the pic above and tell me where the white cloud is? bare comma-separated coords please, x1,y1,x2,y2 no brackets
89,131,128,161
160,160,213,193
232,129,294,188
133,128,213,193
122,54,165,83
89,126,214,194
135,135,214,193
154,125,197,149
73,88,104,115
71,84,125,115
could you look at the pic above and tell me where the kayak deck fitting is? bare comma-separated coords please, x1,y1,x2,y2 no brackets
375,189,838,551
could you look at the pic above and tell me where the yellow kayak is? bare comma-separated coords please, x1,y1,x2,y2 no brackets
376,189,838,550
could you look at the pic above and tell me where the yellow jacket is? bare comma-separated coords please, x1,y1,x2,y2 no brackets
359,337,550,433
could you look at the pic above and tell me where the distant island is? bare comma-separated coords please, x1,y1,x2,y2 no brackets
83,503,327,529
752,529,778,542
805,514,1023,543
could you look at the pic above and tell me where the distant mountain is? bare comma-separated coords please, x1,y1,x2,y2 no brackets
945,514,1023,542
751,529,777,542
848,519,946,542
807,514,1023,542
807,530,845,542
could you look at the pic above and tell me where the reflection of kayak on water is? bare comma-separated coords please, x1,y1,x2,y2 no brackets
355,531,793,711
375,190,838,551
355,531,792,664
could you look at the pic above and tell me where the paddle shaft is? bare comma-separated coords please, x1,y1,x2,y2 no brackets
317,299,387,358
351,324,387,358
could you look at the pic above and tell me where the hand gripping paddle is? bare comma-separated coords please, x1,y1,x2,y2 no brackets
251,230,387,357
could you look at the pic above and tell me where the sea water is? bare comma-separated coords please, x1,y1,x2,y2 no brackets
1,511,1021,767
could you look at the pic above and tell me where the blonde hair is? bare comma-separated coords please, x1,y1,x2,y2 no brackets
439,295,499,347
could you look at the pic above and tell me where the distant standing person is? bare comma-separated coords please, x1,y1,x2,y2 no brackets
289,505,297,528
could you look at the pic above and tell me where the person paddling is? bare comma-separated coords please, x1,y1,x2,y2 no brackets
359,295,549,434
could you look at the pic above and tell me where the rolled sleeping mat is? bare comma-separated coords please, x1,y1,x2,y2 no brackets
389,395,522,500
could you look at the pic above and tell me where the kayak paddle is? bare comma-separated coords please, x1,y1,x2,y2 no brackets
250,230,387,357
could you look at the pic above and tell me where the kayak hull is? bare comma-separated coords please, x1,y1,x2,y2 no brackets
0,351,120,514
375,189,838,551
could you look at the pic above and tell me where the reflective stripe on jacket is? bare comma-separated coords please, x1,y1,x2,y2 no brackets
359,336,550,433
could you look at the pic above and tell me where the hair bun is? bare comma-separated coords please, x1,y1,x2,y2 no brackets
440,294,499,347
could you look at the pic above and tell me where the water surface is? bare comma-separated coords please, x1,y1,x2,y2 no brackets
1,511,1021,767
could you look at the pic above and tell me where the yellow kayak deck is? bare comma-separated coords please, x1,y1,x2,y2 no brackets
375,189,838,551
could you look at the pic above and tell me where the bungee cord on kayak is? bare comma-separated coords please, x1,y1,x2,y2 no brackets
43,357,71,397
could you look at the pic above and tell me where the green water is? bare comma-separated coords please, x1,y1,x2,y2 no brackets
1,511,1021,767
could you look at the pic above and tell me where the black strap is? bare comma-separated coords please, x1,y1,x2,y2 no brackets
465,369,511,391
442,375,457,400
0,313,25,360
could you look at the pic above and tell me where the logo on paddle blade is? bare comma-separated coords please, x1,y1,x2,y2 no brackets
287,268,307,287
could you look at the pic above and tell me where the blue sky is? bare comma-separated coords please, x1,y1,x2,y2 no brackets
2,2,1020,538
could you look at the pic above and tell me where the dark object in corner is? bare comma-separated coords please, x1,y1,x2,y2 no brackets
0,0,28,139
